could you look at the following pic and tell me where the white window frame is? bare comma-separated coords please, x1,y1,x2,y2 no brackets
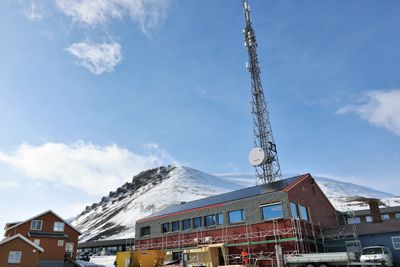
65,242,74,253
30,220,43,230
53,222,65,232
58,240,64,247
8,251,22,264
382,214,390,221
392,236,400,250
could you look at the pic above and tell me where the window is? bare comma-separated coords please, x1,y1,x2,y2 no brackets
365,216,373,222
34,239,41,246
182,219,191,230
193,217,202,229
8,251,22,264
162,223,170,233
53,222,65,232
299,205,310,221
217,213,224,225
140,226,150,237
261,203,283,221
392,236,400,250
172,221,180,232
347,217,361,224
31,220,43,230
228,210,245,223
57,240,64,247
290,202,298,218
382,214,390,221
204,215,216,227
396,213,400,219
66,242,74,253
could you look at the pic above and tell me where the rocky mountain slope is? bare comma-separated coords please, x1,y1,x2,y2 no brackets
71,165,399,242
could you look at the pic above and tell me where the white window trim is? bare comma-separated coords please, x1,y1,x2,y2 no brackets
392,236,400,250
58,240,64,247
53,222,65,232
30,220,43,231
8,251,22,264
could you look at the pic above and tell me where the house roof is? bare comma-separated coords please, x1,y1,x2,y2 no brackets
138,174,308,222
0,233,44,252
4,210,81,235
324,220,400,237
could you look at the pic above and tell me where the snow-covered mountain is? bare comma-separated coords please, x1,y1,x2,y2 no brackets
71,165,243,242
71,165,399,242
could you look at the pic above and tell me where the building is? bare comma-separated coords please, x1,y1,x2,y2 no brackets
0,234,43,267
77,237,135,256
3,210,81,267
346,205,400,224
324,201,400,265
135,174,338,265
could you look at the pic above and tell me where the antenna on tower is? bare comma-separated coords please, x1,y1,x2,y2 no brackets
242,0,282,184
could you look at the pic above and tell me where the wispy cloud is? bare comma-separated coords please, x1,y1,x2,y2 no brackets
66,41,122,75
0,180,20,189
55,0,170,34
0,141,176,196
338,89,400,136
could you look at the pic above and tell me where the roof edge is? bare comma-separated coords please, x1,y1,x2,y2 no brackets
0,234,44,252
4,210,82,235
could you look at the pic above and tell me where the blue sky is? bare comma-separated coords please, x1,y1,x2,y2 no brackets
0,0,400,229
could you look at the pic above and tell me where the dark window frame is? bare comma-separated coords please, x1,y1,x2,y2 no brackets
171,221,180,232
261,202,284,221
182,219,191,230
140,226,150,237
204,214,217,227
161,223,170,233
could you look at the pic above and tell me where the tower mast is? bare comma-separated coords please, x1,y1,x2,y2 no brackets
242,0,282,184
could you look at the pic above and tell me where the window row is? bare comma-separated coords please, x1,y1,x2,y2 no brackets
140,202,295,237
347,213,400,224
30,220,65,232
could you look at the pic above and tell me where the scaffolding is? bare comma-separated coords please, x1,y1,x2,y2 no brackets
135,218,323,266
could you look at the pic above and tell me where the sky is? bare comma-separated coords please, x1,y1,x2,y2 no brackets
0,0,400,232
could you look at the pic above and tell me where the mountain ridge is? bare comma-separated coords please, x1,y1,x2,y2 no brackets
71,165,399,242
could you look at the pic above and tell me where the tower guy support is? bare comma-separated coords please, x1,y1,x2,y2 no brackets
242,0,282,184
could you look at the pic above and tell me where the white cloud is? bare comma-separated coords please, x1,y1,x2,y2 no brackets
0,180,20,189
55,0,170,34
338,89,400,136
67,41,122,75
0,141,176,196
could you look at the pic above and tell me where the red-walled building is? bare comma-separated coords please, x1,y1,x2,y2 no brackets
3,210,81,267
135,174,338,265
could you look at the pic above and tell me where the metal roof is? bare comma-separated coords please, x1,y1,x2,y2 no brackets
141,174,304,221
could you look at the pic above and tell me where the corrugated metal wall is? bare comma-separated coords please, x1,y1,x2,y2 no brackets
358,232,400,267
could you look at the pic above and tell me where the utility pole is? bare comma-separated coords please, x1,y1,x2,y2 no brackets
242,0,282,184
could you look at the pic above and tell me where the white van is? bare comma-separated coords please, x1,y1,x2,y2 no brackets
360,246,394,267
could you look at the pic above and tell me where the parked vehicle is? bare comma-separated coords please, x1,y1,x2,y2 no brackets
360,246,394,267
284,252,357,267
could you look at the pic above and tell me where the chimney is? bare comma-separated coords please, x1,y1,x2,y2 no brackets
369,199,382,223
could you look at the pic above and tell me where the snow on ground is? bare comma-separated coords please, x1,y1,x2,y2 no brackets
89,256,116,267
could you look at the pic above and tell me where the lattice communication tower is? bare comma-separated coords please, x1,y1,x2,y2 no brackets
242,0,282,184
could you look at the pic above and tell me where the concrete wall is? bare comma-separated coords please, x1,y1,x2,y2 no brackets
136,191,289,240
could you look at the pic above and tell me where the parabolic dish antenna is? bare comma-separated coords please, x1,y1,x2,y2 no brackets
248,147,266,166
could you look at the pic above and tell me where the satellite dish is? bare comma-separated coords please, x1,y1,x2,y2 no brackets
249,147,266,166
